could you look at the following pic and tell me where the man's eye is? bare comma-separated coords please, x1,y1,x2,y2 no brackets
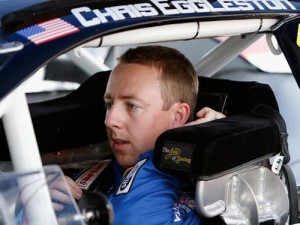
128,103,138,110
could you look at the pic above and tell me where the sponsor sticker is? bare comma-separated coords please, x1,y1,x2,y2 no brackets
116,158,147,195
75,160,111,190
160,141,194,172
173,192,196,222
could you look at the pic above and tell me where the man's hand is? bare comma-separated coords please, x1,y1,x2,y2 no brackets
185,107,225,126
49,176,83,211
65,176,83,200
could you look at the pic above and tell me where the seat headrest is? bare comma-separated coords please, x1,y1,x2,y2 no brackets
197,76,279,116
153,104,284,180
153,77,282,179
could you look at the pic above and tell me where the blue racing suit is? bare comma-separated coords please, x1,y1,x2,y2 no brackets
109,150,201,225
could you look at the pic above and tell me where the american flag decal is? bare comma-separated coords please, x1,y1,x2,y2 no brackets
17,18,79,45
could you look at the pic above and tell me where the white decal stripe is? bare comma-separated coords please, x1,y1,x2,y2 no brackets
116,158,147,195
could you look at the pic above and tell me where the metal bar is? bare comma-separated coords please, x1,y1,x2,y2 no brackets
2,86,58,225
195,34,264,77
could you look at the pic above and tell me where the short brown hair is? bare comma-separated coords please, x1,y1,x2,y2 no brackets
118,45,198,121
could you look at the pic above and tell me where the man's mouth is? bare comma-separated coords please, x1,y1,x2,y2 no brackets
114,139,128,144
111,138,130,149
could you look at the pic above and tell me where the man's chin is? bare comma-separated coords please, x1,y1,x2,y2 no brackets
115,154,139,169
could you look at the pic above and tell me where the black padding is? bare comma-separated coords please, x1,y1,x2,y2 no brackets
153,76,283,179
195,92,228,115
197,76,279,115
153,105,282,180
0,71,110,160
30,71,110,153
250,103,290,163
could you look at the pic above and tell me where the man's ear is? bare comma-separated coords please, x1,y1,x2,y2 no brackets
172,102,190,128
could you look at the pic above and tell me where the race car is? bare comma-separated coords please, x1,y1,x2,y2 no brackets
0,0,300,224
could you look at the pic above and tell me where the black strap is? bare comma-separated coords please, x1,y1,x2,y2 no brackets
281,164,299,224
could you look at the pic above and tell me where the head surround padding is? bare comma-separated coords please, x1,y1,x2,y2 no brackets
154,77,286,180
153,105,282,180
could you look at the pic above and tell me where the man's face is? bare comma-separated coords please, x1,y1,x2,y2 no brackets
104,63,177,168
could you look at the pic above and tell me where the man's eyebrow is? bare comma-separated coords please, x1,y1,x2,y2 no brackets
104,93,138,100
122,95,142,101
103,93,149,106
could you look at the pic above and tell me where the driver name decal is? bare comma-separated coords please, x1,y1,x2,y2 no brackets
72,0,296,27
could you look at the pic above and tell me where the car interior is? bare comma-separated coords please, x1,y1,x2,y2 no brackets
0,30,298,223
0,67,297,224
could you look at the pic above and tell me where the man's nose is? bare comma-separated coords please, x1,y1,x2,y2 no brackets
104,105,123,129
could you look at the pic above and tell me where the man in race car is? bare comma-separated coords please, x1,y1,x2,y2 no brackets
63,45,224,224
101,45,224,224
